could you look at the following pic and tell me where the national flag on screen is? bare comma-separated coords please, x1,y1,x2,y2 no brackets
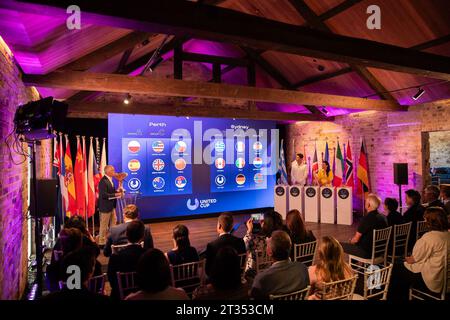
311,144,318,184
357,140,370,197
324,142,329,163
74,136,86,217
87,137,96,218
345,141,354,188
277,139,288,185
236,174,246,185
235,157,245,169
64,136,77,217
333,142,344,187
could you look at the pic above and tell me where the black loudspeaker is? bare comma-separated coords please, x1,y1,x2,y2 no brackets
394,163,408,185
30,179,58,217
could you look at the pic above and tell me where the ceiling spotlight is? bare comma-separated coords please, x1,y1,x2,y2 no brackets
123,93,132,105
186,116,190,120
322,107,329,115
148,56,164,73
412,88,425,101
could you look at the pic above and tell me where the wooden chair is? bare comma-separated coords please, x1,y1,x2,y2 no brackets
318,275,358,300
353,264,393,300
349,226,392,275
388,222,411,264
111,243,129,255
269,286,311,300
88,273,107,295
116,271,138,300
409,249,449,300
416,220,428,241
293,241,317,267
255,249,273,273
170,260,205,294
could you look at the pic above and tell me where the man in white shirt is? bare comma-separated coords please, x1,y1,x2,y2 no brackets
290,153,308,186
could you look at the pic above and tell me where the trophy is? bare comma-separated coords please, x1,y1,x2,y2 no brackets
114,172,128,196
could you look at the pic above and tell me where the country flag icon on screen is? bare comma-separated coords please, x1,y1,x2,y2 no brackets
215,157,226,169
175,176,187,188
235,141,245,153
215,141,225,153
128,159,141,172
215,174,226,187
253,157,263,168
175,158,187,171
236,174,246,185
127,140,141,153
235,157,245,169
152,140,165,153
152,158,165,171
175,141,187,153
152,177,165,189
128,178,141,190
253,141,263,152
254,173,264,184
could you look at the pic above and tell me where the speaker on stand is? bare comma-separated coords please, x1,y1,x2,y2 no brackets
394,163,408,213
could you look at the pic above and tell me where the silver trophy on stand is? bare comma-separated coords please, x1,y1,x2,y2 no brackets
114,172,137,223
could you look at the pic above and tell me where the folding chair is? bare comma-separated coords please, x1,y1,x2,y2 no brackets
116,271,138,300
319,275,358,300
293,241,318,267
416,220,428,241
353,264,393,300
255,249,273,273
269,286,311,300
170,260,205,295
88,273,107,295
388,222,411,264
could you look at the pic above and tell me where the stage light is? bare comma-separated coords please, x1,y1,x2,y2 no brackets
412,88,425,100
123,93,132,105
322,107,329,115
148,56,164,73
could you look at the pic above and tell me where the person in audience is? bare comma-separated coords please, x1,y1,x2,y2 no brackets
166,224,199,266
424,185,445,208
403,189,425,251
388,207,450,300
42,248,109,301
308,236,354,300
250,230,309,299
46,228,83,292
205,213,246,276
107,220,146,300
341,193,388,258
103,204,154,257
315,160,333,186
125,249,189,300
383,197,404,226
193,247,249,300
286,209,316,260
440,186,450,217
244,211,285,277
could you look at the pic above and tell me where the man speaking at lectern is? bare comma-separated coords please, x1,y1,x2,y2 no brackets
291,153,308,186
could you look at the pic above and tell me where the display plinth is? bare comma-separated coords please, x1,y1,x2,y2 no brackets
336,187,353,225
320,187,335,224
304,186,320,223
274,185,288,219
288,186,303,218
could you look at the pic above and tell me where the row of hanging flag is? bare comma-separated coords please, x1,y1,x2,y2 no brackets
278,138,370,198
52,132,107,219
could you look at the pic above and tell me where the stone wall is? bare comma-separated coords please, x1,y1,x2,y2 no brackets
429,131,450,168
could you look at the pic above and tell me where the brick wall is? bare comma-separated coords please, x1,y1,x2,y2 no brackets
286,104,450,210
0,36,50,300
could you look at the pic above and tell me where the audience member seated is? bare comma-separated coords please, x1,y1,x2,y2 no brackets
286,209,316,260
387,207,450,300
42,248,110,301
423,185,445,209
107,220,146,300
441,186,450,217
244,211,285,277
384,197,404,226
103,204,154,257
403,189,425,251
193,247,249,300
167,224,199,266
46,228,83,292
205,213,246,276
125,249,189,300
250,230,309,299
341,194,388,259
308,236,354,300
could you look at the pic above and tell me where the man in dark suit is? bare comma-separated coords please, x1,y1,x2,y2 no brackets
107,220,146,300
424,185,445,208
250,230,309,299
98,165,122,246
205,213,246,276
103,204,154,257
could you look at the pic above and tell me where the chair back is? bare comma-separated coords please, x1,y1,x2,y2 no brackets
269,286,310,300
362,264,393,300
319,275,358,300
255,249,273,273
390,222,411,262
111,243,130,255
116,271,138,300
371,226,392,263
293,241,317,267
170,260,205,294
416,220,428,241
88,273,107,295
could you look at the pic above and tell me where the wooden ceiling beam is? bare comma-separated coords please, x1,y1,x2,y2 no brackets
318,0,364,21
23,70,407,111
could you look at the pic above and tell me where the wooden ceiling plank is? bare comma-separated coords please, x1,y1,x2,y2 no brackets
318,0,364,22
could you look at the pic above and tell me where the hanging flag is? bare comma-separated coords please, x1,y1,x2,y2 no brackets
100,138,107,176
357,139,370,197
64,135,77,217
53,135,61,175
82,136,88,219
333,142,344,187
277,139,288,185
324,141,329,163
345,141,354,188
59,134,68,214
311,144,318,184
74,136,86,217
87,137,96,218
94,138,102,198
